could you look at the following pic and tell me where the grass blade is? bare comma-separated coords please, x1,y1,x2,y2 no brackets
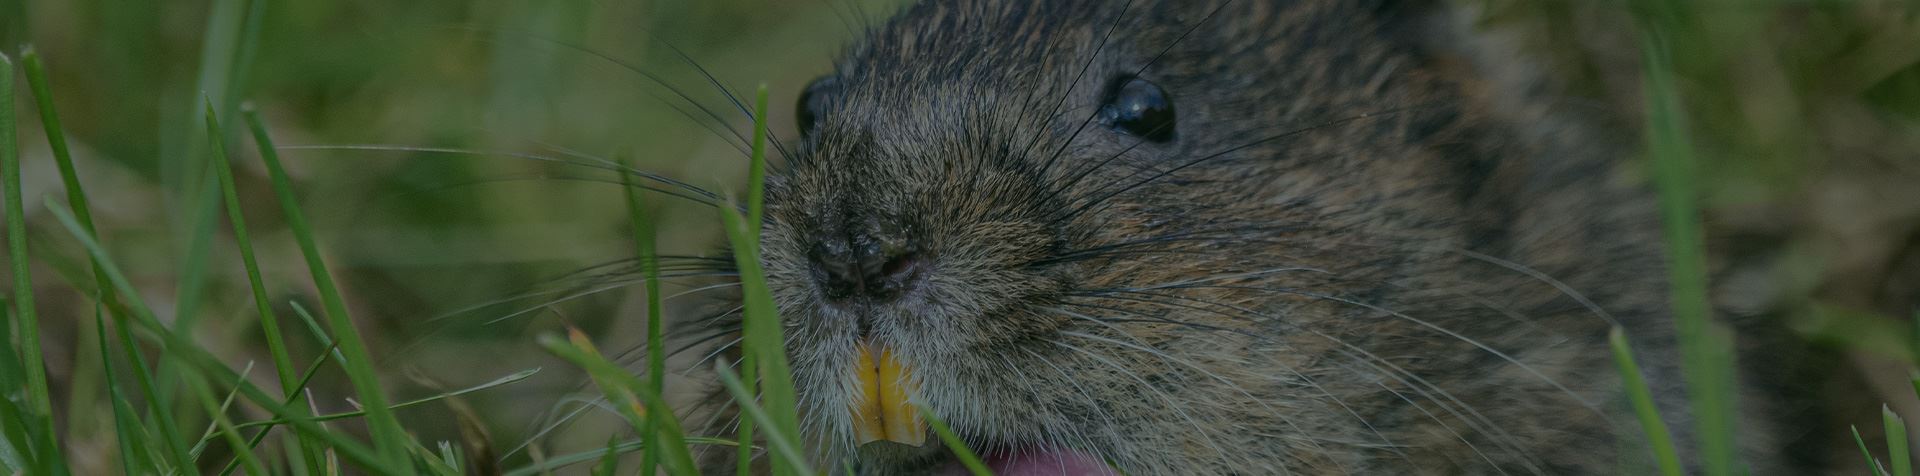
0,50,69,476
736,350,757,476
591,436,619,476
733,82,774,476
213,342,337,476
44,198,395,473
537,330,698,475
617,154,667,476
189,369,270,476
147,0,264,463
920,405,990,476
1889,406,1913,476
713,362,813,475
20,47,115,307
108,300,195,472
1634,12,1739,475
206,99,326,470
164,0,256,336
719,84,804,476
240,106,414,469
0,305,37,475
94,307,156,475
21,49,124,465
1861,425,1893,476
746,85,769,235
287,301,348,364
1609,327,1683,476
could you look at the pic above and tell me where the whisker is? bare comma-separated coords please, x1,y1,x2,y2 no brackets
646,36,798,163
1076,290,1547,473
815,0,861,39
1008,10,1081,139
1050,233,1588,342
538,254,734,284
1016,346,1127,465
1037,1,1233,177
449,26,755,151
1122,282,1599,412
1016,0,1136,165
1451,248,1622,327
501,396,600,461
1027,225,1304,266
1054,323,1350,474
277,144,726,206
1055,300,1404,469
1051,105,1432,226
526,139,740,203
421,270,735,325
1049,339,1239,468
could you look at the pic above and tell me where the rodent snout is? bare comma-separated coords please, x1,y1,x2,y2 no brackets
807,231,924,304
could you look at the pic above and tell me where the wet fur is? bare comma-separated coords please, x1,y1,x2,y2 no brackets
673,0,1736,473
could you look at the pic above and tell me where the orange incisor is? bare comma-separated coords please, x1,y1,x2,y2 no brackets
851,341,926,447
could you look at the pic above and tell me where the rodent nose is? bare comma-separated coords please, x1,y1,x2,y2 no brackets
809,234,922,303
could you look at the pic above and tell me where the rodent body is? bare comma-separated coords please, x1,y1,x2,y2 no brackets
678,0,1776,473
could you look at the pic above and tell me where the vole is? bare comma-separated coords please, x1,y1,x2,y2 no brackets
664,0,1809,473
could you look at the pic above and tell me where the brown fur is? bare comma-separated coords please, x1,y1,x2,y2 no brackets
674,0,1775,473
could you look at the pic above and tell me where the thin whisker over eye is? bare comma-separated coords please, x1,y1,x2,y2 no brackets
277,144,727,206
449,27,757,150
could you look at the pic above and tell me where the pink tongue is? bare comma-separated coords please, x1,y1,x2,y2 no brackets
938,448,1119,476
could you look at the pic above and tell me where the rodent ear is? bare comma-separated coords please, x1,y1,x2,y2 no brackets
796,75,840,138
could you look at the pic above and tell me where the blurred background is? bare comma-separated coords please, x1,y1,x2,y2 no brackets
4,0,903,470
1,0,1917,473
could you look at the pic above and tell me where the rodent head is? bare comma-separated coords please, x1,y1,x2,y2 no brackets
735,0,1604,473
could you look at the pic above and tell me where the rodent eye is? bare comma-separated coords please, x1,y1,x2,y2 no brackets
796,75,839,138
1097,76,1175,143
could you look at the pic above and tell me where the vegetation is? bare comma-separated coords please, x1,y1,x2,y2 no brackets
0,0,1916,474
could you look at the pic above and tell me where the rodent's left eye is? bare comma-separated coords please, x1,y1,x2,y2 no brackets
1097,77,1175,143
796,75,839,138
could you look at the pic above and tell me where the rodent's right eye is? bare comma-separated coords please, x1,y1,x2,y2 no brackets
796,76,839,137
1098,76,1175,143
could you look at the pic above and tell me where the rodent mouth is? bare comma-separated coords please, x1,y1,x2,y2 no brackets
845,343,1119,476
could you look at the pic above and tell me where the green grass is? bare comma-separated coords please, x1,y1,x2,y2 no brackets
1634,8,1740,475
618,150,670,475
5,0,1917,475
922,405,991,476
207,99,322,474
2,49,70,476
720,84,808,476
243,100,416,471
1609,327,1682,476
1606,2,1920,474
2,3,872,470
1887,406,1913,476
537,330,699,475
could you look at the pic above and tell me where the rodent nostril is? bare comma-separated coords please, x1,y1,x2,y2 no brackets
809,242,861,301
878,253,914,280
809,235,921,303
865,252,921,300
